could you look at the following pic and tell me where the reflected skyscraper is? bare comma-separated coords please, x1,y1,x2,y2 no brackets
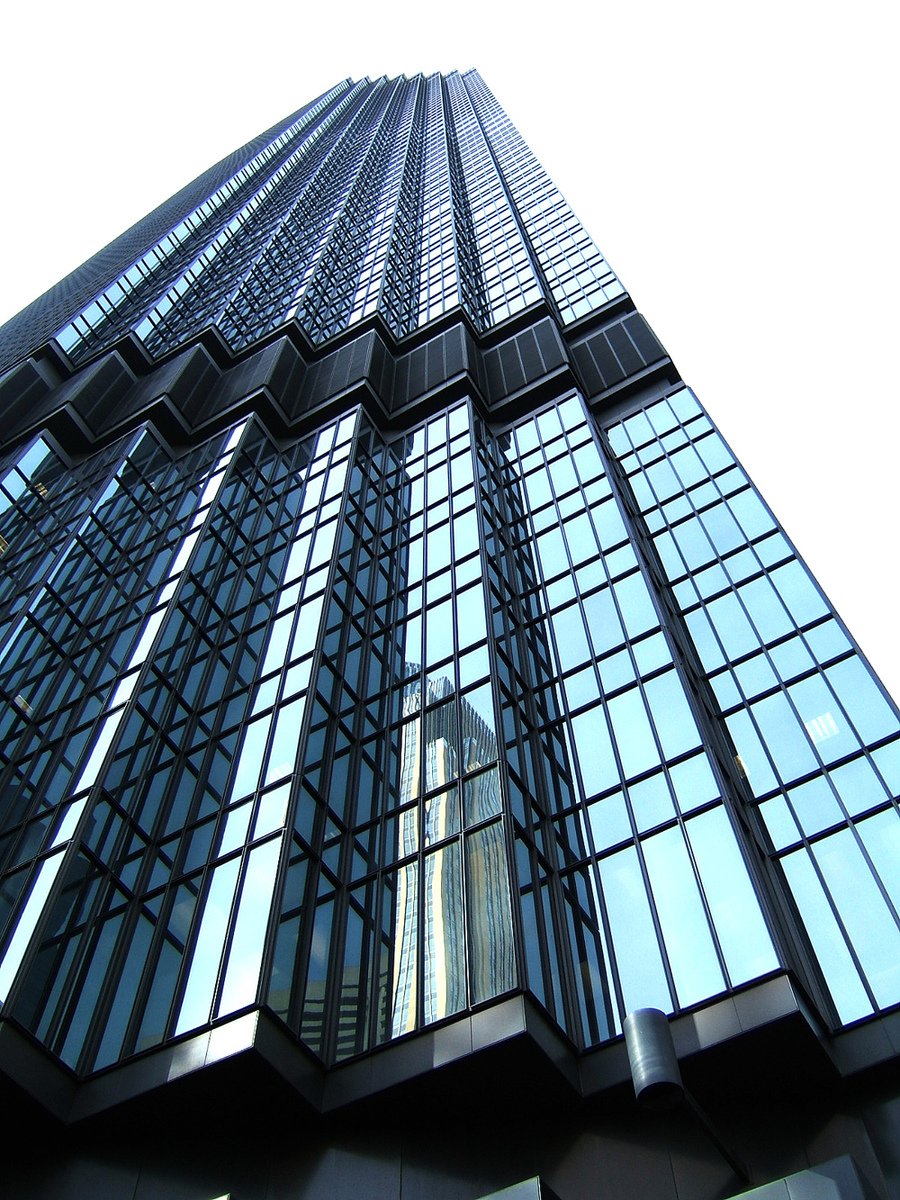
0,71,898,1200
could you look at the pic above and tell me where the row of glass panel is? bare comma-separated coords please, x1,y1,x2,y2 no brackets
606,386,900,1022
50,72,623,369
2,384,897,1074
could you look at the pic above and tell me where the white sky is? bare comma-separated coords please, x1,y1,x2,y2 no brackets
2,0,898,700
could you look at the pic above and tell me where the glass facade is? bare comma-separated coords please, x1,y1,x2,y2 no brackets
0,71,898,1094
49,72,621,366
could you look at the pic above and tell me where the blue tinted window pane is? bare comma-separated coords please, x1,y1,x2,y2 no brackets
805,620,851,663
466,823,516,1004
607,689,659,780
685,609,726,673
687,808,778,984
735,653,777,698
535,526,568,578
423,843,466,1023
564,666,601,711
788,776,842,836
826,658,900,745
613,573,659,639
829,756,889,818
739,576,793,643
266,698,307,784
789,675,860,765
524,470,553,509
425,599,454,664
598,846,671,1014
729,490,775,540
583,588,624,657
643,826,725,1006
628,773,674,832
646,459,680,502
598,649,636,693
857,809,900,913
455,584,487,647
176,857,241,1034
633,632,672,677
219,836,283,1015
668,753,720,813
726,711,778,797
770,636,814,681
710,669,742,711
643,671,701,760
571,708,618,797
548,455,578,495
770,561,828,627
707,593,758,660
872,740,900,794
695,433,733,475
232,716,271,799
654,530,687,581
672,518,715,571
750,692,818,785
781,850,872,1024
563,513,597,564
813,829,900,1008
670,389,702,420
588,792,631,850
670,446,707,488
551,605,591,672
700,503,744,555
760,796,800,849
593,500,627,549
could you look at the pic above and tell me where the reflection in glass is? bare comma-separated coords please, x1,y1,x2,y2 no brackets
424,788,461,844
466,822,516,1005
463,768,502,826
423,842,466,1022
175,857,240,1034
390,860,418,1036
219,836,283,1015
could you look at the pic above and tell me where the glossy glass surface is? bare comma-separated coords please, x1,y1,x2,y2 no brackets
607,385,900,1023
51,72,622,366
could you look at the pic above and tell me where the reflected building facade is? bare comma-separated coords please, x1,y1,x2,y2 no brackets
0,71,898,1200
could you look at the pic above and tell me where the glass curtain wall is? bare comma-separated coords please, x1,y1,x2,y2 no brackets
1,387,898,1077
603,385,900,1025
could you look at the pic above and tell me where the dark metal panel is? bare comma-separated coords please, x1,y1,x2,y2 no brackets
605,323,644,374
624,313,665,363
498,340,525,395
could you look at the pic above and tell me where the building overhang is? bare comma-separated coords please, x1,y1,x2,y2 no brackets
3,971,896,1136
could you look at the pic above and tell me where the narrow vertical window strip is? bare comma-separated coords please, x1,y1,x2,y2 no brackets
0,421,249,1008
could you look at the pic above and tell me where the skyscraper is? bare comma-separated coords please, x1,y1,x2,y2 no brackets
0,70,897,1199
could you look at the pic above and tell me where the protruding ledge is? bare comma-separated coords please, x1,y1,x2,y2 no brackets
3,972,883,1132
